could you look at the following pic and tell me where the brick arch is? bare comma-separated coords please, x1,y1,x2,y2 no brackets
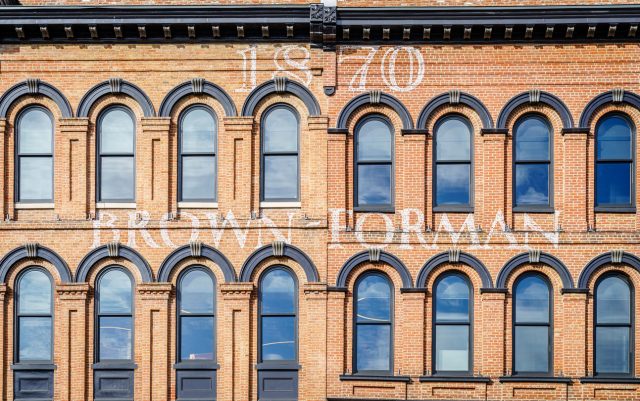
496,252,574,290
239,244,319,283
579,90,640,128
241,78,320,117
77,79,155,117
578,251,640,290
0,244,72,283
158,244,237,283
416,251,493,289
336,250,413,290
75,244,153,283
497,91,574,129
417,92,493,130
0,80,73,118
334,92,413,130
159,79,237,117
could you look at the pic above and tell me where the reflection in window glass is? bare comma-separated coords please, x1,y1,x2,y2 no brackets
355,273,392,373
596,115,634,207
97,268,133,361
434,273,471,372
16,269,53,362
514,116,551,207
98,107,135,202
17,107,53,202
435,116,472,207
595,275,632,375
260,268,296,361
180,107,217,201
355,117,393,209
179,268,216,361
261,106,299,201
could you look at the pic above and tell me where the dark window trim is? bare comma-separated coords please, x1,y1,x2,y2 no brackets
176,265,217,364
260,104,300,202
352,270,394,376
258,265,298,365
14,266,54,364
354,114,395,212
14,105,54,203
340,374,410,382
432,271,473,376
512,272,553,376
433,114,474,210
95,266,135,364
499,376,572,383
96,105,136,203
178,104,218,203
512,113,554,211
593,272,634,377
420,375,491,383
594,112,636,210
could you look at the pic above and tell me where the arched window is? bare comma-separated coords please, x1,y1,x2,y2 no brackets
513,273,552,375
433,273,471,374
354,272,392,374
96,268,133,362
98,106,135,202
595,114,635,211
178,267,216,362
355,116,393,211
594,274,633,375
16,107,54,203
514,115,552,210
261,106,299,202
179,106,217,202
259,267,297,362
15,268,53,362
434,116,472,210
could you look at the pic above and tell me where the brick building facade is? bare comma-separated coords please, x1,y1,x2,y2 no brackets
1,1,640,400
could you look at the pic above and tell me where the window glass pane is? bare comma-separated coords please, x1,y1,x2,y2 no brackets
264,108,297,152
261,269,295,314
261,316,295,360
596,276,630,324
435,275,470,322
436,118,471,161
100,108,135,154
19,157,53,201
436,164,470,205
356,324,390,372
596,163,632,205
180,270,214,314
515,164,549,206
596,327,630,374
357,164,392,206
263,155,298,200
435,325,469,371
357,119,392,161
182,156,216,201
514,326,549,373
18,108,52,154
18,270,51,314
515,275,549,323
597,116,632,160
180,316,214,361
515,117,550,161
356,274,391,323
99,316,132,360
19,317,52,361
100,157,135,200
182,108,216,153
99,269,132,314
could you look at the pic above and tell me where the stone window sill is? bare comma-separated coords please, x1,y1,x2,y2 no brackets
15,203,54,210
96,202,136,209
339,374,411,382
178,201,218,209
580,377,640,384
260,201,301,208
499,376,572,383
420,375,491,383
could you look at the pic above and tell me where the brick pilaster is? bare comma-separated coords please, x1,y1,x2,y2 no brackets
480,131,508,229
301,283,328,401
220,117,254,217
480,291,506,377
0,284,7,401
562,291,588,378
57,118,90,220
327,132,347,226
562,130,589,232
402,133,427,213
326,289,346,385
139,118,171,215
306,117,329,216
400,290,426,376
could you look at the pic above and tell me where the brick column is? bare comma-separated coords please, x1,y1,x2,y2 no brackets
301,283,327,401
327,131,347,226
136,283,172,401
480,290,506,377
400,290,426,376
562,129,589,232
306,117,329,215
219,282,254,401
326,289,346,387
402,133,427,213
56,118,90,220
480,130,508,229
139,118,171,214
220,117,254,216
562,291,588,378
56,283,89,401
0,284,7,401
0,119,6,220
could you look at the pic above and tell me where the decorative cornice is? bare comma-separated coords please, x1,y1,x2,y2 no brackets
303,282,328,298
220,282,254,299
137,283,172,300
56,283,90,300
0,284,6,302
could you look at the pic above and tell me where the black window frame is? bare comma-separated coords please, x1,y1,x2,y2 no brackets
176,265,217,364
352,270,394,376
14,267,54,364
95,266,135,364
594,112,636,213
260,104,300,203
353,114,395,213
96,105,136,203
432,271,473,376
15,105,54,203
433,114,474,213
512,113,554,213
178,105,218,203
512,272,553,376
593,272,635,377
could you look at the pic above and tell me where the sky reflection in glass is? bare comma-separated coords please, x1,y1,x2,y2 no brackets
260,268,296,362
99,269,132,314
355,273,392,372
18,108,52,154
